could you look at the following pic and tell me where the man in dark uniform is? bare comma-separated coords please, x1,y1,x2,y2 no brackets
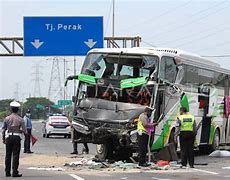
2,101,27,177
137,107,158,167
70,125,89,154
176,107,197,168
23,109,33,153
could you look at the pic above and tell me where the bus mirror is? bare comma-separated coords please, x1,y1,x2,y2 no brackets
65,75,78,86
72,96,76,103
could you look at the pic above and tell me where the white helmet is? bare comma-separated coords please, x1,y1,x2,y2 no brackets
10,101,21,107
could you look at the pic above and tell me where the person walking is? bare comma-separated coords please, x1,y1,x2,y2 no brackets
2,101,27,177
23,109,33,153
176,107,197,168
137,107,157,167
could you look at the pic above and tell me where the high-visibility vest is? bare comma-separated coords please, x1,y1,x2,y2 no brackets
178,114,195,132
137,114,147,134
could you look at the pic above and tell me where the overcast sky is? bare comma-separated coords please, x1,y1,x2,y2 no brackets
0,0,230,102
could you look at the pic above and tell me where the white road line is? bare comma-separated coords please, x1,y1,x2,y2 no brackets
222,166,230,169
192,168,219,175
224,175,230,178
120,177,128,180
69,174,85,180
151,177,170,180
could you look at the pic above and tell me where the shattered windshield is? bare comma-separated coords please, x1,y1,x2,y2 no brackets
81,53,158,80
80,53,158,106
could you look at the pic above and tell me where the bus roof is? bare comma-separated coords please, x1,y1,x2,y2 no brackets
89,47,230,75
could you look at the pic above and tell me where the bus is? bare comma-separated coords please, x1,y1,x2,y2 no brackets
65,47,230,159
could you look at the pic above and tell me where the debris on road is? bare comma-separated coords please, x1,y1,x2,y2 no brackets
64,158,173,171
64,158,88,167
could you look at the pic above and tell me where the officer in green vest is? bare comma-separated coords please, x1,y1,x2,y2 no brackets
176,107,197,168
137,107,158,167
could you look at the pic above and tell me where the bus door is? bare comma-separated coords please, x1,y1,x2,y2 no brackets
224,76,230,143
199,86,211,144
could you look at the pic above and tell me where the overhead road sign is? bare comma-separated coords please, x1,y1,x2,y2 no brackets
24,16,103,56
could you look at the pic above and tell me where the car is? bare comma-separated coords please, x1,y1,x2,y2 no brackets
42,114,71,138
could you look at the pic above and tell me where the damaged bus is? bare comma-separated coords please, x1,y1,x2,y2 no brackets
65,48,230,159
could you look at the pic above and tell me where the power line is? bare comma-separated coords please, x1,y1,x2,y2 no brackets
141,40,157,47
201,55,230,57
120,0,193,32
195,40,230,52
158,22,230,46
173,26,230,47
145,1,230,41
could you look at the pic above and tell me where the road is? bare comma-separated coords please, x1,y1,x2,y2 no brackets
1,121,230,179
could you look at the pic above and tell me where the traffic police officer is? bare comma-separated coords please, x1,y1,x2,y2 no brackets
23,109,33,153
176,107,197,168
137,107,157,167
2,101,27,177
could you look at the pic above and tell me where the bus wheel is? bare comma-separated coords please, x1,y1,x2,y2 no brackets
169,129,178,150
211,130,220,152
96,141,113,160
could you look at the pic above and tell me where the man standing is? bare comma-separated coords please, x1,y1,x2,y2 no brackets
70,126,89,154
23,109,33,153
69,116,89,154
137,107,157,167
2,101,27,177
176,107,197,168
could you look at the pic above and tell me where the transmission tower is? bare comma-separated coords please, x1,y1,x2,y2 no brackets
48,57,63,102
32,63,43,97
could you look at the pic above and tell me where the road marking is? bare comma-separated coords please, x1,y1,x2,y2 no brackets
224,175,230,178
120,177,128,180
69,174,85,180
222,166,230,169
192,168,219,175
28,167,64,171
152,177,170,180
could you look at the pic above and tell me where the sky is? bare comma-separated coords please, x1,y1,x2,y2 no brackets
0,0,230,102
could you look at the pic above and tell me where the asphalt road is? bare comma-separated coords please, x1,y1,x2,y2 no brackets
0,120,230,180
29,120,96,156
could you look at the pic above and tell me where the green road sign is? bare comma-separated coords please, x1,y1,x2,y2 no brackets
58,100,72,106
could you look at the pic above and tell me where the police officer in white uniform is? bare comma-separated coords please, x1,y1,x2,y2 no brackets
2,101,27,177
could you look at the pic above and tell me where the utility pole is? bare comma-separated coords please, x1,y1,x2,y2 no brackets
112,0,115,38
32,62,43,97
74,56,76,95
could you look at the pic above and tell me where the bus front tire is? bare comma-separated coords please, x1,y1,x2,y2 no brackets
96,141,113,160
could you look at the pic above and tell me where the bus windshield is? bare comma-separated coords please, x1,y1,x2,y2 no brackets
79,53,158,105
81,53,158,80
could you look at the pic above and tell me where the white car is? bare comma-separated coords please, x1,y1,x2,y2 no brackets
42,114,71,138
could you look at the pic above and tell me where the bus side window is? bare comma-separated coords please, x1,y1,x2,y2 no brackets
160,56,177,83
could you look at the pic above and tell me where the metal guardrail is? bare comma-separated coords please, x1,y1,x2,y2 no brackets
0,36,141,56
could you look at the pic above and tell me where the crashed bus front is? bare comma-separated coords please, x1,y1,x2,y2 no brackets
69,49,159,159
